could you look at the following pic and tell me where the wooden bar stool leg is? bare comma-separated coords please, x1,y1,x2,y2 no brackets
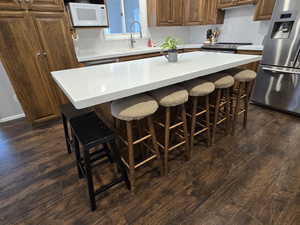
225,88,231,135
83,147,96,211
72,130,83,179
232,82,243,136
110,140,130,190
190,97,198,154
62,114,72,154
126,121,135,191
164,107,171,175
205,95,211,147
147,116,163,175
212,89,221,145
181,104,190,160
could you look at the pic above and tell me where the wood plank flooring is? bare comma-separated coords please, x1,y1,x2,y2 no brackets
0,105,300,225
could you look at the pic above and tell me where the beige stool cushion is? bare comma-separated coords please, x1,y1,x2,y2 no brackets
150,85,188,107
234,69,257,82
182,79,215,97
111,94,158,121
204,73,235,89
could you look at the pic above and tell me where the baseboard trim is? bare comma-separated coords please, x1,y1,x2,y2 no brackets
0,113,25,123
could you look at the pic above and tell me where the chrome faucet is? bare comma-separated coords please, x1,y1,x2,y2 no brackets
129,21,142,48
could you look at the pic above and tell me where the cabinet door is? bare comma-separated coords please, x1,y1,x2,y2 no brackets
28,0,64,11
0,0,24,10
254,0,276,21
218,0,235,8
184,0,206,25
157,0,183,26
235,0,255,6
31,11,78,105
0,11,58,122
207,0,224,24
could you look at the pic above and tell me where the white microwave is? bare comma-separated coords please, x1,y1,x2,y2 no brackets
68,3,108,27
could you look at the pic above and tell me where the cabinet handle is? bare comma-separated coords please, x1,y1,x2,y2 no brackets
42,52,47,56
36,52,41,56
24,0,30,3
18,0,22,3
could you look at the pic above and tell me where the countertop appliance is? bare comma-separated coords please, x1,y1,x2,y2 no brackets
68,2,108,27
202,42,252,53
251,0,300,115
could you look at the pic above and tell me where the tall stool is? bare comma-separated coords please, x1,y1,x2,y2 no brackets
204,73,235,145
111,94,161,192
70,112,130,211
230,69,257,135
182,79,215,152
60,103,91,154
150,85,189,175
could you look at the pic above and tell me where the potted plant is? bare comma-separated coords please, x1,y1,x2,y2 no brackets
161,37,181,63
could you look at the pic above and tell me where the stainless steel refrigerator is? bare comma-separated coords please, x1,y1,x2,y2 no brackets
252,0,300,115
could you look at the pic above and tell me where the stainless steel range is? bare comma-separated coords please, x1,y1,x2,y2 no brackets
202,42,252,53
252,0,300,115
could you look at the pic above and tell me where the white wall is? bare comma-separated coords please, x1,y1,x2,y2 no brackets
0,61,24,122
189,5,270,44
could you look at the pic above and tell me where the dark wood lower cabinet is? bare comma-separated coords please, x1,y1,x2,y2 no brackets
236,50,263,72
0,10,77,123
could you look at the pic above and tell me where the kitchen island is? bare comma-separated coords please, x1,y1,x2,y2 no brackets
52,51,261,110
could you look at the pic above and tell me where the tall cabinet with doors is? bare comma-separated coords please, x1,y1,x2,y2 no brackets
0,0,78,123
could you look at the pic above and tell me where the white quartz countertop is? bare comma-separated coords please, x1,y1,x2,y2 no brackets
77,44,263,62
52,51,261,109
77,44,204,62
237,45,264,51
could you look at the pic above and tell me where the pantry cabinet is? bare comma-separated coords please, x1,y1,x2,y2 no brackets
0,2,77,123
0,0,64,11
0,11,59,122
254,0,276,21
183,0,206,25
28,0,64,12
0,0,24,10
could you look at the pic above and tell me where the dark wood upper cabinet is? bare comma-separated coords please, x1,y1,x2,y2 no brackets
27,0,64,12
183,0,206,25
148,0,183,26
218,0,256,9
0,11,59,122
254,0,276,21
31,11,77,104
157,0,183,26
206,0,224,24
0,0,24,10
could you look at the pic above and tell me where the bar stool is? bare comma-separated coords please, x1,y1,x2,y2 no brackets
230,69,257,135
150,85,189,175
182,79,215,152
204,73,235,145
70,112,129,211
60,104,92,154
111,94,161,192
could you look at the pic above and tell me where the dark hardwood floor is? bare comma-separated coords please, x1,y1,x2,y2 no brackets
1,105,300,225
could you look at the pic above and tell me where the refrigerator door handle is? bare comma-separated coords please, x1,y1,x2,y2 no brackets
262,66,300,75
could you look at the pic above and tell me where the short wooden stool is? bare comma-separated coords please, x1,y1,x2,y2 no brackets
204,73,235,145
70,112,129,211
150,85,189,175
231,69,257,135
60,103,91,154
111,94,161,192
182,79,215,152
